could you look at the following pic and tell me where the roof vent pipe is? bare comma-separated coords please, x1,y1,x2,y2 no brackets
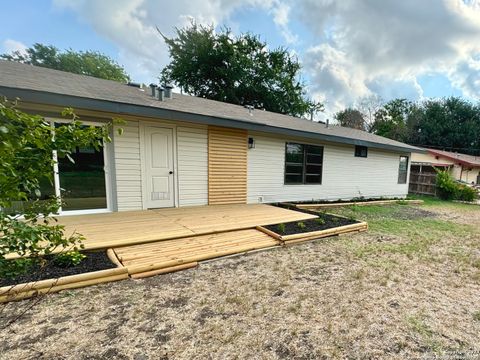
326,119,329,128
155,87,165,101
164,84,173,99
149,84,157,97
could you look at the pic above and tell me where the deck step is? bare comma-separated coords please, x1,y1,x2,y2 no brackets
112,229,281,276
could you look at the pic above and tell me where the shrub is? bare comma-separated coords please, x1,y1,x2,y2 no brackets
315,218,325,225
0,99,118,278
436,170,478,202
0,258,37,279
436,170,457,200
297,222,306,230
277,223,286,234
455,184,477,202
53,251,86,268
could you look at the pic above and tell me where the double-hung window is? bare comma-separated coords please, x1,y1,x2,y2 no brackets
398,156,409,184
284,142,323,184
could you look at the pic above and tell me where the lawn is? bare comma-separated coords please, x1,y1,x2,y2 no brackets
1,199,479,359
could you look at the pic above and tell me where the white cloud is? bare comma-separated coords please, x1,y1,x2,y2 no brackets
2,39,28,55
53,0,292,82
52,0,480,117
270,1,298,44
296,0,480,117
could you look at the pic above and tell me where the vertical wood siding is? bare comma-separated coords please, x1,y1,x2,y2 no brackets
113,120,143,211
177,126,208,206
247,132,410,203
208,126,248,204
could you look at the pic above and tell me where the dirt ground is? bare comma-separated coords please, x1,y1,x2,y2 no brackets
1,201,479,359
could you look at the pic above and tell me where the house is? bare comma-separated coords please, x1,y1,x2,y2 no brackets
0,60,421,215
411,149,480,184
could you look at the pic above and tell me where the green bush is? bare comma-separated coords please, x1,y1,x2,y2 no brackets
53,251,86,268
0,258,36,279
297,222,306,230
436,170,478,202
436,170,457,200
455,184,477,202
277,223,286,234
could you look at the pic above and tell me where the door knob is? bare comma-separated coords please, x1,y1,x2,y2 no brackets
169,171,173,174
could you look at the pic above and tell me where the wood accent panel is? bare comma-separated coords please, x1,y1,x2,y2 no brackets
208,126,248,204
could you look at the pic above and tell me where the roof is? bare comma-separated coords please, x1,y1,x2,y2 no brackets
427,148,480,167
0,60,421,153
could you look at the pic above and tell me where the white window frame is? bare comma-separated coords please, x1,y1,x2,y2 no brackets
47,118,113,216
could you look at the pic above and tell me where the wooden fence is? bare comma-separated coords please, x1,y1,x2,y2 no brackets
409,169,437,196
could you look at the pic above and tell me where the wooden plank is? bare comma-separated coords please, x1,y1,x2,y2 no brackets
130,262,198,279
5,204,314,256
117,229,280,274
208,126,247,205
295,199,424,209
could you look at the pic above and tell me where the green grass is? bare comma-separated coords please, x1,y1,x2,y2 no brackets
408,194,478,210
326,203,477,263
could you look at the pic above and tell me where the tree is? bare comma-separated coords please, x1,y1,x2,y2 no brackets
0,98,116,278
370,98,412,142
160,23,322,117
334,108,365,130
1,43,130,82
407,97,480,155
357,94,384,132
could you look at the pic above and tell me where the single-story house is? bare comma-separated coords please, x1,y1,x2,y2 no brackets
0,60,421,215
411,149,480,185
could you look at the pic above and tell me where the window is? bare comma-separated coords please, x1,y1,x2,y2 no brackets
9,120,110,215
355,145,368,158
398,156,409,184
285,142,323,184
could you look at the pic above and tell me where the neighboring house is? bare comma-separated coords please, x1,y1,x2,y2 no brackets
412,149,480,184
410,148,480,196
0,60,421,215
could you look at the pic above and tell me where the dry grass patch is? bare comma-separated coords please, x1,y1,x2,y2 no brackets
0,202,479,359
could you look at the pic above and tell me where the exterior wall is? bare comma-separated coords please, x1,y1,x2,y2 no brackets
411,152,455,165
177,126,208,206
113,120,143,211
411,152,480,184
247,132,410,203
113,119,208,210
458,166,480,184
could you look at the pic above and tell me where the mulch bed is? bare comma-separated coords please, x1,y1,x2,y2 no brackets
0,251,116,287
265,213,358,236
289,197,406,205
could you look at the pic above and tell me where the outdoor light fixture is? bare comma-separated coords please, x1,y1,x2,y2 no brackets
248,137,255,149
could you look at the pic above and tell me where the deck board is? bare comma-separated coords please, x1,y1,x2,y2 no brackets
57,204,315,250
113,229,280,274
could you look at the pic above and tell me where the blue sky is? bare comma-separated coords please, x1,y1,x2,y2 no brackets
1,0,479,118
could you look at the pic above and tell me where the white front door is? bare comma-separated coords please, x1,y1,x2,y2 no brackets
144,126,175,208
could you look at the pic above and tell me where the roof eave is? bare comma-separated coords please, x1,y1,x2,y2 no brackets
0,86,420,154
427,149,480,167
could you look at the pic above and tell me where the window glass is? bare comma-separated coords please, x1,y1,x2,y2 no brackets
398,156,409,184
285,143,304,163
284,142,323,184
355,145,368,157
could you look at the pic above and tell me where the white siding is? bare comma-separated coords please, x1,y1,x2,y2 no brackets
113,120,143,211
247,133,410,203
177,126,209,206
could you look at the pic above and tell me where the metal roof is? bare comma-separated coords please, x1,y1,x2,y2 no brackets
0,60,422,153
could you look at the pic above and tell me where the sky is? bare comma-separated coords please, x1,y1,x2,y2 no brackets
1,0,479,120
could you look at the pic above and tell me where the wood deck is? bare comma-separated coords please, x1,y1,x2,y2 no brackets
114,229,279,276
58,204,316,250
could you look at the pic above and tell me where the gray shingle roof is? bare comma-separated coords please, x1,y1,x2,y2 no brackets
0,60,421,152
